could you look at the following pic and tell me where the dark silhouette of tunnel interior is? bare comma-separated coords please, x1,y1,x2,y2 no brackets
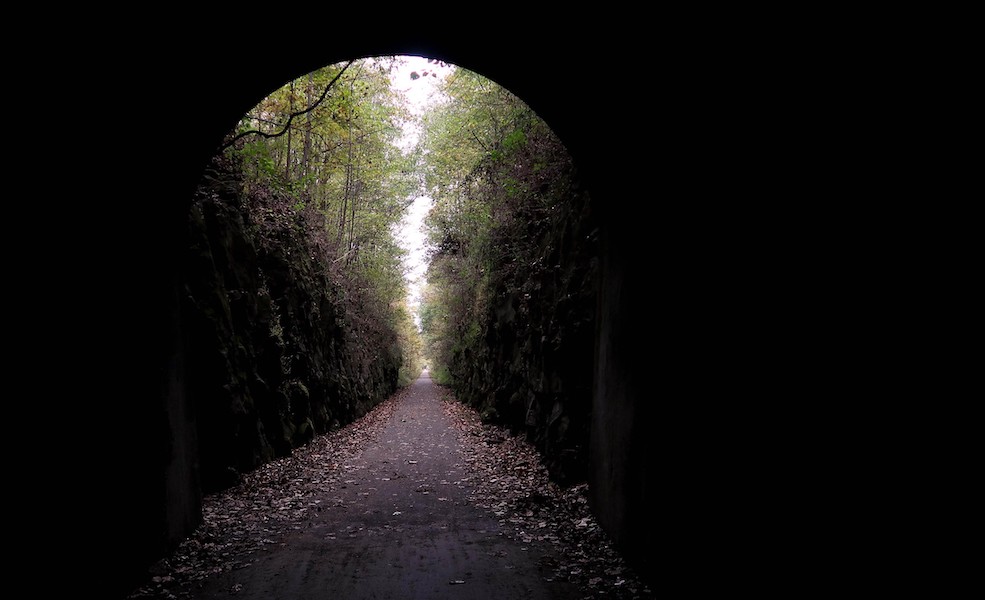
51,24,841,598
116,36,652,594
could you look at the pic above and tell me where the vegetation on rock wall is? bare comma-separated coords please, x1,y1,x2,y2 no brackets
418,68,598,483
182,56,595,493
184,58,423,493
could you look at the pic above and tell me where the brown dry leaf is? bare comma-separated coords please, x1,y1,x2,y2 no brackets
441,391,653,599
129,387,653,599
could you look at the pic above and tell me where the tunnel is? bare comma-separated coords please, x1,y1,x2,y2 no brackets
51,23,818,599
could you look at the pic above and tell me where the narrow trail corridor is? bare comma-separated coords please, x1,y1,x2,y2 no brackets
130,374,651,599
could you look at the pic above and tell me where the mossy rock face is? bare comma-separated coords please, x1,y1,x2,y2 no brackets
280,421,296,451
294,417,316,445
183,158,404,495
446,164,597,485
292,380,310,399
480,406,499,422
313,403,331,432
283,379,310,419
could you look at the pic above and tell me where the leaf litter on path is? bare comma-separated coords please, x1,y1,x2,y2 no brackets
128,383,652,599
127,391,401,599
441,388,653,599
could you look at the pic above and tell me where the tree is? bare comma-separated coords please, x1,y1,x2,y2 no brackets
223,57,421,386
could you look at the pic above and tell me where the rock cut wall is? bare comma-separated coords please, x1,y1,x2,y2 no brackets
182,159,401,493
450,180,598,485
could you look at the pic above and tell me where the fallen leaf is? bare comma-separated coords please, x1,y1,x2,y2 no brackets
126,383,653,600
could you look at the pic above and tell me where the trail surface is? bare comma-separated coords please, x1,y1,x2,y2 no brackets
130,373,651,599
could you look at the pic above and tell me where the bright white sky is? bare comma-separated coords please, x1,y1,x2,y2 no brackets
389,56,453,328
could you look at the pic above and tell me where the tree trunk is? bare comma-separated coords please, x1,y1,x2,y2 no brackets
302,73,314,180
338,121,352,248
284,79,294,181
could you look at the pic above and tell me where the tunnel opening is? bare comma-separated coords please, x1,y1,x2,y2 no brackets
180,53,599,494
51,19,877,600
126,54,631,598
99,37,653,599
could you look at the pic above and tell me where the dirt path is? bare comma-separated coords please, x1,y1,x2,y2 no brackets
140,374,578,599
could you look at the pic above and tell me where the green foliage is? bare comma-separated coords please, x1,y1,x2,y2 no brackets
394,299,424,386
217,57,586,402
417,64,584,402
222,57,420,383
429,364,453,386
502,129,527,153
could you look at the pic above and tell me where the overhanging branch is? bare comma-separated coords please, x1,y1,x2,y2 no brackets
220,60,354,151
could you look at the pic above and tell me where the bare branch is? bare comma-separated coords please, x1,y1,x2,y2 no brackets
221,60,355,151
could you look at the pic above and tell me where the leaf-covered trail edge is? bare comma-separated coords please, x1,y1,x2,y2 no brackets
127,380,653,600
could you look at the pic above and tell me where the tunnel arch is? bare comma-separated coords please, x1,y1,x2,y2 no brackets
41,16,870,598
103,32,665,598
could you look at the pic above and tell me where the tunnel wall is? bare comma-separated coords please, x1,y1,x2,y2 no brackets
589,206,653,578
